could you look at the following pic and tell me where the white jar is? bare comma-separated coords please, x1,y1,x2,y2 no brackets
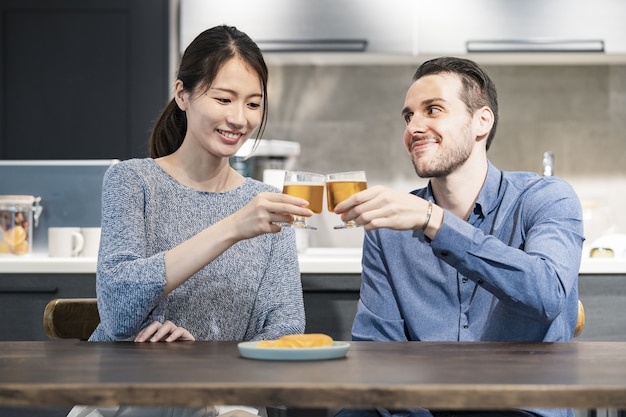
0,195,43,256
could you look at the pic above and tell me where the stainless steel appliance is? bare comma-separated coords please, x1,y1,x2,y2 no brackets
229,139,300,181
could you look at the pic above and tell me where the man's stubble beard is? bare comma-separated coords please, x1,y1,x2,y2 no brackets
410,128,474,179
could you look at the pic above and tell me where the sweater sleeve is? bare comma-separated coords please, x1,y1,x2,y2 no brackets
94,162,167,340
245,227,306,341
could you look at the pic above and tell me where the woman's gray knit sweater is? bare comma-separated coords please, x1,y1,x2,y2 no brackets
89,158,305,342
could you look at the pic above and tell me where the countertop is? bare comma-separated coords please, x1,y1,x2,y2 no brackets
1,247,626,275
0,248,363,274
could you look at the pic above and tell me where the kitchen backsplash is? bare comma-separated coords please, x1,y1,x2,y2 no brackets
263,63,626,247
0,160,116,254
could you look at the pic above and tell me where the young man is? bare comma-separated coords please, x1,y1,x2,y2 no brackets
334,57,584,417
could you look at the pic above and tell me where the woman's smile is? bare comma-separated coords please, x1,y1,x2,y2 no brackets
217,129,244,144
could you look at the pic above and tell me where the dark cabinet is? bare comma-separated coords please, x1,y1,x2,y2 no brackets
301,274,360,341
0,274,96,341
0,0,170,160
577,274,626,342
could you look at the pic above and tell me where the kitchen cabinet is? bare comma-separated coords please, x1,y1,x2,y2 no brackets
0,274,96,341
179,0,626,66
416,0,626,55
0,0,170,160
577,274,626,342
301,274,360,341
179,0,417,55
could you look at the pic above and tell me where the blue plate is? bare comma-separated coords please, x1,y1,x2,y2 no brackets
238,341,350,361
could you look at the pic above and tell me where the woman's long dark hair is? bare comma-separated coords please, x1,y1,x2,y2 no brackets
149,25,269,158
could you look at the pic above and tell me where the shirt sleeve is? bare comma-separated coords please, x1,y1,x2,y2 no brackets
352,229,409,342
430,178,584,322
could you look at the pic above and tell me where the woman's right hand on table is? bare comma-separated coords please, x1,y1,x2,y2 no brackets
134,320,196,342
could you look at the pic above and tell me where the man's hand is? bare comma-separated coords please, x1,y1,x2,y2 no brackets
334,185,433,231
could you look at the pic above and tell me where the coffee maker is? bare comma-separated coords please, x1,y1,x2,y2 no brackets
230,139,300,181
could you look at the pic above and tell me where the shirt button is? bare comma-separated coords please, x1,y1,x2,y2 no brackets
463,324,469,329
462,278,468,283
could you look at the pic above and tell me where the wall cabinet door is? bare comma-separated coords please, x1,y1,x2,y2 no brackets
0,0,170,159
416,0,626,55
180,0,417,55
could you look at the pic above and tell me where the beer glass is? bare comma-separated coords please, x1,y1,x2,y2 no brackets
326,171,367,229
282,171,325,230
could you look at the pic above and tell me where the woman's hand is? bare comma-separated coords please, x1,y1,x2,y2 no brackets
134,320,196,342
229,192,313,239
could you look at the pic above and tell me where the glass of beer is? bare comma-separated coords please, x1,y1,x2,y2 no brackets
326,171,367,229
282,171,325,230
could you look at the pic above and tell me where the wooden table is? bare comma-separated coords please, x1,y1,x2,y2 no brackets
1,341,626,410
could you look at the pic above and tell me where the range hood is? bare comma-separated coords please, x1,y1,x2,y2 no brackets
179,0,417,55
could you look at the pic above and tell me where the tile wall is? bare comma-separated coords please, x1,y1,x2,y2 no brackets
263,63,626,247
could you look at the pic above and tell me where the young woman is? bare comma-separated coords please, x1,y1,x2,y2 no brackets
67,23,310,417
90,25,309,345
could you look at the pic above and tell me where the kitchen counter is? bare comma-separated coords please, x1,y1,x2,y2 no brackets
1,247,626,274
0,248,363,275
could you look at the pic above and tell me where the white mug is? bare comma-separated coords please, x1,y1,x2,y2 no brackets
48,227,84,258
80,227,101,258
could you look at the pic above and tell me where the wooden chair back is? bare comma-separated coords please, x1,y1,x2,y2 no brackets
43,298,100,340
574,299,585,338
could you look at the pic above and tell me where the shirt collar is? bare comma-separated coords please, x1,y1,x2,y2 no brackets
421,161,503,219
472,161,502,219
